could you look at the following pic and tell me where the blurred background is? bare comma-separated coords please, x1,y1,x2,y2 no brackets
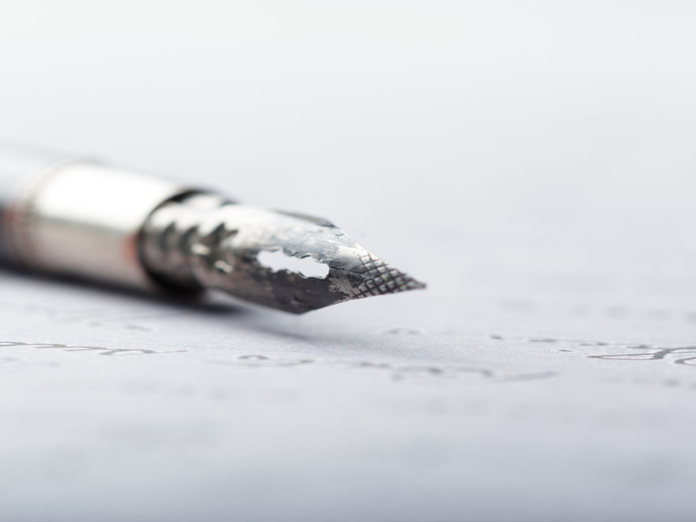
3,1,696,333
3,1,696,521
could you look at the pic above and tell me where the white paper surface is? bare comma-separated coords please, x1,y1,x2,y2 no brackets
2,2,696,521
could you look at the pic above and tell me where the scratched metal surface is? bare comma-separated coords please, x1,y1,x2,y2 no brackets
2,2,696,521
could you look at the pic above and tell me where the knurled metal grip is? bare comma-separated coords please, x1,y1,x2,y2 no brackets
0,142,191,289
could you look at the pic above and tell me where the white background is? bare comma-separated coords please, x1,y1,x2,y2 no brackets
2,2,696,521
2,1,696,325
